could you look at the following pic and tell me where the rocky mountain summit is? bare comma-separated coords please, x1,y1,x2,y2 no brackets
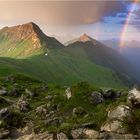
77,33,93,43
1,22,41,42
0,74,140,139
66,33,99,46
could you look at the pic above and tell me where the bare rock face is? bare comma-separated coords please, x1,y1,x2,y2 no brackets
17,95,30,112
101,120,127,134
101,105,131,134
90,91,104,105
0,88,7,95
0,129,9,139
71,128,138,139
35,105,47,117
3,22,41,44
83,129,99,139
18,132,68,140
57,132,68,140
108,105,132,121
78,34,91,42
0,108,10,120
99,132,138,139
71,128,85,139
65,87,72,99
127,88,140,108
103,88,120,100
18,132,54,140
71,128,100,139
72,107,86,116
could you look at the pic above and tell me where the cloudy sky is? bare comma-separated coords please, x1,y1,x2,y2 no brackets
0,1,140,44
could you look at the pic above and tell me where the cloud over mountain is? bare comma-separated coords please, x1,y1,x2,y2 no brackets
0,1,127,25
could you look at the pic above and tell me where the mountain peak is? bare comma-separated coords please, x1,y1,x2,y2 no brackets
78,33,91,42
0,22,64,58
21,22,41,31
82,33,89,37
65,34,98,46
0,22,43,38
15,22,44,35
25,22,36,26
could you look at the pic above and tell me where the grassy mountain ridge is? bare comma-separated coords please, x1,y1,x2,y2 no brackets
67,36,137,84
0,22,64,58
0,53,129,88
0,22,136,88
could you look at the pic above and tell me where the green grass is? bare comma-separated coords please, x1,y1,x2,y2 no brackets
0,34,44,58
0,96,11,109
0,50,128,89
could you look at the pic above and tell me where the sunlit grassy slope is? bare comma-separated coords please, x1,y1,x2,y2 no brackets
0,47,130,89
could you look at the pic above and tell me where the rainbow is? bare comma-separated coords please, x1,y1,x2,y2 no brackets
120,0,138,47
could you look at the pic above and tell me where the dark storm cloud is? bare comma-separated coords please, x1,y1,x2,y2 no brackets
0,1,128,25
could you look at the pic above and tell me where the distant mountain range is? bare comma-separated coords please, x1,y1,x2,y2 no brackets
0,22,138,88
102,39,140,51
102,39,140,81
101,39,120,50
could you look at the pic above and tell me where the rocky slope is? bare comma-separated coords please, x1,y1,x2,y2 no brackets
0,74,140,139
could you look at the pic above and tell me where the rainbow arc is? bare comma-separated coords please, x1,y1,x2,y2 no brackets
120,0,138,48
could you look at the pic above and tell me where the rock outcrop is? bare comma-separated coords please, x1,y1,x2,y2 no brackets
0,88,7,95
72,107,86,116
0,129,9,139
101,105,131,134
0,108,10,120
57,132,68,140
17,95,30,112
108,105,132,121
127,88,140,108
103,88,120,100
90,91,104,105
18,132,54,140
65,87,72,99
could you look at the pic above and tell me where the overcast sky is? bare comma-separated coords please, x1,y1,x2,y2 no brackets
0,1,140,43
